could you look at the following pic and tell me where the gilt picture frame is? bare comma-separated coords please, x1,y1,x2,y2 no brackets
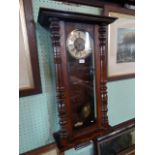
19,0,42,97
104,5,135,81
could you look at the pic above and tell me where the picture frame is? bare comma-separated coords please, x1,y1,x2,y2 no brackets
55,0,135,8
95,119,135,155
19,0,42,97
104,5,135,81
56,0,105,7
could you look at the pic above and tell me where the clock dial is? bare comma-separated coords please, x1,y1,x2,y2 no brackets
66,30,94,59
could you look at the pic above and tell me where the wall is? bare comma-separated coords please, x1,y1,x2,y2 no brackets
19,0,135,154
108,79,135,126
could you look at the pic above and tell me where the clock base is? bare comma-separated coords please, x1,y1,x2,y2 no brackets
53,126,113,152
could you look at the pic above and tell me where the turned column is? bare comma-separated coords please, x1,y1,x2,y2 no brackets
99,23,109,128
49,18,68,141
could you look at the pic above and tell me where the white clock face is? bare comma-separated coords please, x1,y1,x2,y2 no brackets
66,30,94,59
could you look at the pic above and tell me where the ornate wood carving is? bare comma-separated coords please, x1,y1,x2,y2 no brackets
38,8,117,151
49,18,68,139
99,23,109,128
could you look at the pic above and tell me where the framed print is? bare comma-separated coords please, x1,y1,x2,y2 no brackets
104,5,135,80
19,0,42,97
95,119,135,155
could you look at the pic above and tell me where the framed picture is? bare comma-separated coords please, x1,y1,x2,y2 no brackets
104,5,135,80
95,119,135,155
19,0,42,97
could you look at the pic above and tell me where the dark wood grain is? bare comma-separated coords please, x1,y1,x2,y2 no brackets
38,8,117,152
55,0,135,8
19,0,42,97
38,8,117,28
95,24,102,129
55,0,106,7
49,18,69,145
99,23,109,128
108,74,135,81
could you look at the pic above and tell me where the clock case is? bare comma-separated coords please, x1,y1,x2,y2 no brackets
38,8,117,151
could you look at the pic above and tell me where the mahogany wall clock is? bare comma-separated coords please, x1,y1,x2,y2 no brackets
38,8,117,151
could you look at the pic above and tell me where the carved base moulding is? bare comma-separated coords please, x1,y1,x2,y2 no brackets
38,8,117,151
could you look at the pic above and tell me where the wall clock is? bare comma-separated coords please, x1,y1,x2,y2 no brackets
38,8,117,151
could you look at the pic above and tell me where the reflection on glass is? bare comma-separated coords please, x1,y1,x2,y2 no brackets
66,29,96,129
98,128,135,155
